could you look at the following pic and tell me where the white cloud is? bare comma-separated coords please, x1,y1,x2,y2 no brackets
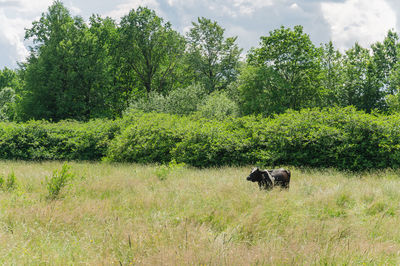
0,11,29,62
165,0,274,17
0,0,53,65
0,0,81,67
0,0,53,14
106,0,161,19
233,0,274,15
321,0,397,50
290,3,300,10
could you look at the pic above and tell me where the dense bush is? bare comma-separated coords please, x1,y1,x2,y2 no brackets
0,119,119,161
260,107,392,170
197,90,239,120
106,112,186,163
108,107,400,170
128,83,207,115
1,107,400,170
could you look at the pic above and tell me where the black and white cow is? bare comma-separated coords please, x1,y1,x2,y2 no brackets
246,167,291,190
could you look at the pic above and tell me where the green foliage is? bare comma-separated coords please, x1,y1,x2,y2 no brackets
197,90,239,120
154,160,186,181
319,42,344,106
237,65,287,116
0,68,20,91
107,112,185,164
0,172,18,191
129,91,168,113
170,118,253,167
12,1,400,120
341,43,385,112
0,87,17,121
164,83,207,115
386,92,400,113
107,111,255,167
45,163,74,199
21,1,122,121
1,107,400,170
248,25,323,111
185,17,241,92
107,107,400,170
0,119,118,161
5,172,17,191
118,7,186,95
129,83,207,115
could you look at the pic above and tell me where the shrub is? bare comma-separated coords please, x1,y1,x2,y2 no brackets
197,90,239,120
164,83,207,115
109,106,400,170
128,91,168,113
154,159,186,181
0,87,16,121
0,175,4,189
106,112,187,163
0,119,119,161
0,172,18,191
45,163,75,199
1,106,400,171
128,83,207,116
5,172,17,191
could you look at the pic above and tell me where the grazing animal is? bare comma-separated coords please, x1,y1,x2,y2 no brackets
246,167,291,190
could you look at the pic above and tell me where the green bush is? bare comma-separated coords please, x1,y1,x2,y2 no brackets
128,91,168,114
128,83,207,116
0,119,119,161
0,106,400,171
197,90,239,120
258,107,394,170
45,163,74,199
5,172,17,191
165,83,207,115
170,118,253,167
106,112,186,163
108,107,400,170
0,172,18,191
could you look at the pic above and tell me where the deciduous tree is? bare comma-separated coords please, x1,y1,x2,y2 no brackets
185,17,241,93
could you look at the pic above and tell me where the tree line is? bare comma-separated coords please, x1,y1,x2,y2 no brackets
2,0,400,122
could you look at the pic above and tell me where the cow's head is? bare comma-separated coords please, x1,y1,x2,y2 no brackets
246,167,263,182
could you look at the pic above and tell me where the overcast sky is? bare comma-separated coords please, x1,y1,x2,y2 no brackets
0,0,399,68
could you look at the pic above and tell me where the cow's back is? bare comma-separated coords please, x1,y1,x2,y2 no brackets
270,169,290,189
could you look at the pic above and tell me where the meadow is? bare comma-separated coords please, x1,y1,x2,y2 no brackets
1,161,400,265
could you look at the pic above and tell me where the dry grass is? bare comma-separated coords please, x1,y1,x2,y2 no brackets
1,161,400,264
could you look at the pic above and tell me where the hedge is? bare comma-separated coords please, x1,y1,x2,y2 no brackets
107,108,400,170
1,107,400,170
0,119,119,161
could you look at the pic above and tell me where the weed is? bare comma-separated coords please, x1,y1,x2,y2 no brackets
45,163,75,199
154,159,186,181
5,171,17,191
0,175,4,189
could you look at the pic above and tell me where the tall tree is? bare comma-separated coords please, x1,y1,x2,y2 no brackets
20,1,119,121
371,30,399,94
319,41,344,106
237,64,287,116
0,68,20,90
185,17,242,93
118,7,185,96
341,43,384,112
247,25,323,111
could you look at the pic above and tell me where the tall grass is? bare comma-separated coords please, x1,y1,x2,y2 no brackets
0,161,400,264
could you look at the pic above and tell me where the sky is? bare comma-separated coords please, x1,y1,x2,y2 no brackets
0,0,399,68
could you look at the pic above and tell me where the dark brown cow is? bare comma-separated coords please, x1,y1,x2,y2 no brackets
246,167,291,190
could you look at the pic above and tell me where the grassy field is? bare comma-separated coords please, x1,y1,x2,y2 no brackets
1,161,400,264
